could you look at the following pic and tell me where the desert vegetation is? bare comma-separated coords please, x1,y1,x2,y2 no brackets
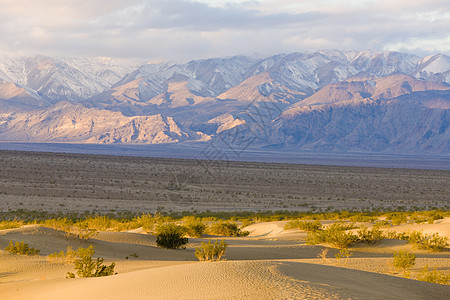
393,250,416,277
0,150,449,299
4,240,40,255
195,239,228,261
155,223,189,249
66,245,116,278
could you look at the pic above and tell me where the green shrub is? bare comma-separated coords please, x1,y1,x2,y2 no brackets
195,239,228,261
406,230,424,244
417,265,449,285
424,210,444,224
307,223,357,249
44,218,73,233
373,220,391,229
0,219,24,230
125,253,139,260
348,214,374,222
357,226,385,244
393,250,415,277
240,218,255,228
397,230,449,252
67,245,115,278
155,223,188,249
419,233,449,252
388,213,408,226
335,249,351,264
412,216,428,224
183,217,206,238
5,241,40,255
284,220,322,231
208,221,249,237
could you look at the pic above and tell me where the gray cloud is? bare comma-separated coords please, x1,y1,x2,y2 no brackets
0,0,448,61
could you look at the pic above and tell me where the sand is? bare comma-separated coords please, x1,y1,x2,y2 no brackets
0,219,449,299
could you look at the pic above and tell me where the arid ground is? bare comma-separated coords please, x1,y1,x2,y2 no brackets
0,150,448,213
0,150,449,299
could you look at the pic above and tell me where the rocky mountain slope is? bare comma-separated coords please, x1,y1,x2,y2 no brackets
0,51,448,153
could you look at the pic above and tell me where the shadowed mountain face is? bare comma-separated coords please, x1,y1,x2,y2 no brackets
0,51,449,153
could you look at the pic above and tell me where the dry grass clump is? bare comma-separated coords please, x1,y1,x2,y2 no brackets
284,220,322,231
48,246,86,264
195,239,228,261
417,265,450,285
5,240,40,255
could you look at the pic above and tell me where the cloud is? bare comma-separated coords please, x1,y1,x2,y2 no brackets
0,0,448,61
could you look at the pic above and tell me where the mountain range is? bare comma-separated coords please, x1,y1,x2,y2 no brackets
0,50,449,154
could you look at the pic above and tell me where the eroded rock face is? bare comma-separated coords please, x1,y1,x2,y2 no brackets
0,51,448,153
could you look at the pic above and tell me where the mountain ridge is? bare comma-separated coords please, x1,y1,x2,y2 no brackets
0,50,449,154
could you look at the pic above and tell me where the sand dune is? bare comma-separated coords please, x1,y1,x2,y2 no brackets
2,260,449,300
0,220,449,299
390,217,450,239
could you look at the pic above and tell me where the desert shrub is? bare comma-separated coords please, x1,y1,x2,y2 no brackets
419,233,449,252
395,230,449,252
329,222,358,231
417,265,450,285
357,225,385,244
77,216,121,231
183,217,206,238
335,249,351,264
48,246,84,264
195,239,228,261
317,248,329,263
373,220,391,228
208,221,249,237
44,217,73,232
240,218,255,228
307,223,357,249
133,213,159,231
0,219,25,230
5,240,40,255
387,213,408,226
43,218,98,241
155,223,188,249
77,228,99,241
67,245,115,278
284,220,322,231
389,231,410,240
125,253,139,260
406,230,426,245
393,250,415,277
64,227,99,241
411,216,428,224
424,210,444,224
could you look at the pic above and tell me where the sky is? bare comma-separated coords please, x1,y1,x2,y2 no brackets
0,0,449,62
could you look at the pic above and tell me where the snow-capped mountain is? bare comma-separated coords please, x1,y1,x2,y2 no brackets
0,56,140,102
0,50,449,153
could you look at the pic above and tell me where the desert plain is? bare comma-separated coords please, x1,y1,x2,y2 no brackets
0,150,449,299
